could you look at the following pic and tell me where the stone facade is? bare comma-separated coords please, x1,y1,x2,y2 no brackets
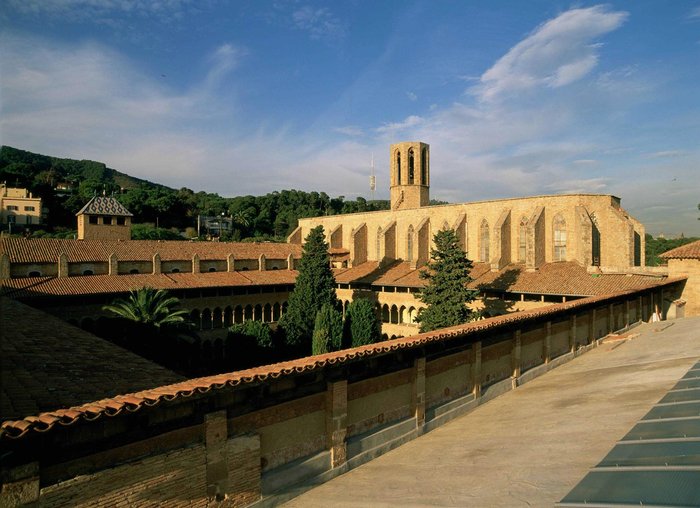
0,184,42,230
76,195,133,240
293,142,645,272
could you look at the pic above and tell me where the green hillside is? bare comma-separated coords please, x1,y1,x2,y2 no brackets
0,146,389,240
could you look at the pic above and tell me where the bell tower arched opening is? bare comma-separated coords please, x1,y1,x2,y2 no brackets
390,141,430,210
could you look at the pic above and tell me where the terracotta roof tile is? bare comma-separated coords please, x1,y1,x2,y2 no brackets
0,238,302,263
1,270,298,298
0,298,183,423
659,239,700,260
0,280,684,441
76,196,134,216
334,260,668,296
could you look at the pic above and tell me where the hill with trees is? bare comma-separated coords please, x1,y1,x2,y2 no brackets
0,145,390,240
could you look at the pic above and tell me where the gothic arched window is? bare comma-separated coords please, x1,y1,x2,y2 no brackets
396,151,401,185
480,220,490,262
519,216,528,263
408,148,415,184
421,147,427,184
553,214,567,261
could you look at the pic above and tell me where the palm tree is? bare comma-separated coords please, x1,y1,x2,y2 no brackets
103,287,189,328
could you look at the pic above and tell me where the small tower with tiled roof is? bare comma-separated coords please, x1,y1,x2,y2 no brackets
76,196,133,240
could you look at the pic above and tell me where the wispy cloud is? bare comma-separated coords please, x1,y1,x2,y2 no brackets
291,5,345,40
645,150,687,159
406,91,417,101
689,6,700,19
375,115,423,134
333,126,364,137
4,0,193,23
471,6,628,102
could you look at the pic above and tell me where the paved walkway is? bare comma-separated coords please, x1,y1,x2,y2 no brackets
283,317,700,507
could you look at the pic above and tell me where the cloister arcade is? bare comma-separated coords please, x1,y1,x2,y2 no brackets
189,301,289,330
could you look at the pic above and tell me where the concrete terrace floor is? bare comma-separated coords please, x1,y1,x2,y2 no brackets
283,317,700,508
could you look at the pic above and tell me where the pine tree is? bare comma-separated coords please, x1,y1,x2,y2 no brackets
312,303,343,355
280,225,338,348
415,228,477,333
345,298,382,347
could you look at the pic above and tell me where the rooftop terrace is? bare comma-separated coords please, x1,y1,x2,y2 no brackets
282,316,700,507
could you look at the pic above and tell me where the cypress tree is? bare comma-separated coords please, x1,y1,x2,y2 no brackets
345,298,382,347
416,228,477,333
280,225,338,348
312,303,343,355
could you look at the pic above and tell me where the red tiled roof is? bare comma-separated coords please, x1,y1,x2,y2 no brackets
1,270,298,298
0,281,684,441
0,238,302,263
467,262,668,297
660,240,700,260
0,298,183,423
334,260,669,297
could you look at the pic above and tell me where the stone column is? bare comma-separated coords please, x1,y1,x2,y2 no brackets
569,315,577,353
192,254,200,273
637,296,643,324
511,330,521,380
472,342,482,398
58,253,68,278
205,410,229,501
0,462,39,506
152,253,161,275
544,321,552,364
258,254,266,271
412,357,426,430
326,380,348,468
108,253,118,275
227,254,235,272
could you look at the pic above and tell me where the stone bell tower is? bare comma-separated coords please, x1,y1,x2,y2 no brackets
390,141,430,210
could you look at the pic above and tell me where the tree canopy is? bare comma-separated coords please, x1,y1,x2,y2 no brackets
415,228,478,333
279,225,338,348
1,145,390,240
312,303,343,355
102,286,189,328
344,298,382,348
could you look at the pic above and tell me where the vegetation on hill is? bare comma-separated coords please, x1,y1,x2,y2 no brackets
0,145,390,240
416,228,478,332
645,234,700,266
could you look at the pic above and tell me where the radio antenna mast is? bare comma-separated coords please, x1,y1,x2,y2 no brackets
369,152,376,202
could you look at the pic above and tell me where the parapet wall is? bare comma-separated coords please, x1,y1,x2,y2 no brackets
0,281,682,507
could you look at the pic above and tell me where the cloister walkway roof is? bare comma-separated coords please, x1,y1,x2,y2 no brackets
282,316,700,507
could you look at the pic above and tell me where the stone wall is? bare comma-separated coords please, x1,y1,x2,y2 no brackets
668,259,700,316
298,194,644,270
0,284,678,507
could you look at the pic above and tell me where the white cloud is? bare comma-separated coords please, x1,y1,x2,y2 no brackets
472,5,628,102
333,126,364,137
689,7,700,19
375,115,423,134
406,91,417,101
291,6,345,40
645,150,687,159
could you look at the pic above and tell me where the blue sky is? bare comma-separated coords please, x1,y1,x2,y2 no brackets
1,1,699,236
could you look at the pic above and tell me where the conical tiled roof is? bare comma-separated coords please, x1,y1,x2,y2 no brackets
76,196,133,217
